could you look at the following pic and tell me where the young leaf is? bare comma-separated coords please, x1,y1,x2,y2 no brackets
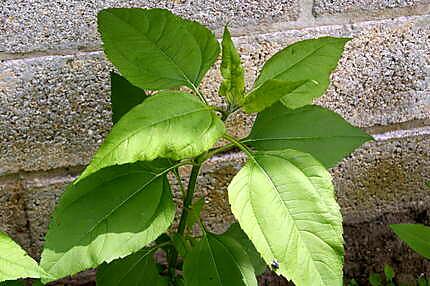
228,149,344,286
369,273,382,286
254,37,350,109
97,248,168,286
79,91,225,180
40,161,176,282
390,224,430,259
223,223,266,275
110,72,147,124
384,264,395,282
186,197,205,229
183,233,257,286
98,8,219,91
0,232,46,282
219,26,245,107
244,103,372,168
242,80,307,113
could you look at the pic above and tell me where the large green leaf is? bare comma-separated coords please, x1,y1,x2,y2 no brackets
40,161,176,282
390,224,430,259
254,37,350,108
219,26,245,108
0,232,45,282
244,103,372,168
223,223,266,275
98,8,219,91
110,72,147,124
97,248,168,286
79,91,225,180
242,80,307,113
228,149,344,286
183,233,257,286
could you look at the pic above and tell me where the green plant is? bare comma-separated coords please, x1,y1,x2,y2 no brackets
0,8,373,286
390,183,430,261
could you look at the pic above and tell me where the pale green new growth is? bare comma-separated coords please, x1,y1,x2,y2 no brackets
0,232,46,282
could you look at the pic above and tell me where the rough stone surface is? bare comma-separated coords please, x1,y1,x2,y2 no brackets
0,175,30,249
313,0,430,16
0,52,112,175
0,0,299,53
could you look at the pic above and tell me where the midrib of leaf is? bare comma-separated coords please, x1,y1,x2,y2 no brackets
243,135,369,143
205,235,223,285
46,163,179,273
255,43,329,86
90,107,209,172
115,250,153,285
246,153,326,284
108,11,201,89
212,235,251,285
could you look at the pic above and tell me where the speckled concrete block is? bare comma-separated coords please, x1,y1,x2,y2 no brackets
0,175,30,249
0,52,112,175
313,0,430,16
0,0,299,53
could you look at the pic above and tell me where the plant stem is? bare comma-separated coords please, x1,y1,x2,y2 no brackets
190,83,208,105
167,163,202,283
223,133,254,158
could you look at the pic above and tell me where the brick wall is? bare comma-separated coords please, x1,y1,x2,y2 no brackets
1,0,430,284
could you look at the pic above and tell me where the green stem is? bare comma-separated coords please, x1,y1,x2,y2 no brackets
167,163,202,283
173,167,186,197
190,83,207,105
223,133,254,158
201,142,236,162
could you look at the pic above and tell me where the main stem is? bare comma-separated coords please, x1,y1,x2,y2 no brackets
168,163,202,283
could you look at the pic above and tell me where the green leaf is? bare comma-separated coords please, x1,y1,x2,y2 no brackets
426,181,430,188
97,248,168,286
244,103,372,168
348,279,359,286
110,72,147,124
369,273,382,286
384,264,395,282
79,91,225,180
0,281,24,286
40,161,176,282
418,276,428,286
183,233,257,286
228,149,344,286
219,26,245,107
242,80,307,113
171,233,189,258
390,224,430,259
98,8,219,91
223,223,266,275
254,37,350,109
0,232,45,282
186,197,205,229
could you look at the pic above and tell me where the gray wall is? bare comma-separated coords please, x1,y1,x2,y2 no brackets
1,0,430,284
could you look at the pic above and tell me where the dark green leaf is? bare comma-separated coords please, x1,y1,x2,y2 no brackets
369,273,382,286
390,224,430,259
0,232,47,282
40,161,176,282
183,233,257,286
171,233,189,258
426,181,430,188
219,26,245,107
244,103,372,168
110,72,147,124
228,149,344,286
254,37,350,108
224,223,266,275
242,80,307,113
0,281,24,286
97,248,168,286
417,276,428,286
98,8,219,90
348,279,359,286
79,91,225,180
384,264,394,282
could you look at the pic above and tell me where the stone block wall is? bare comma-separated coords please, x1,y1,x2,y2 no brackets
1,0,430,284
